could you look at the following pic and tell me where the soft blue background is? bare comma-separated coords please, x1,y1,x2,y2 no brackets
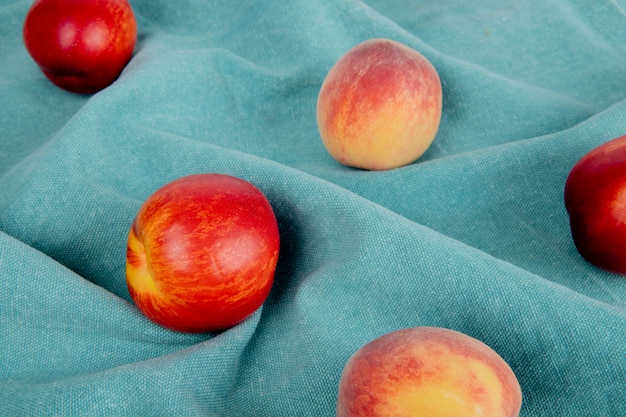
1,0,625,415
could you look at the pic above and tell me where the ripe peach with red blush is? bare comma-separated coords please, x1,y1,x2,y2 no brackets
336,327,522,417
23,0,137,94
126,174,280,333
317,38,442,170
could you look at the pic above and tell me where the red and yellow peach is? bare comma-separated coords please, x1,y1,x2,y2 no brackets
317,38,442,170
336,327,522,417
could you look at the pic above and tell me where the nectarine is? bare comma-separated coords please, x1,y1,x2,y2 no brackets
23,0,137,94
126,174,280,333
564,134,626,274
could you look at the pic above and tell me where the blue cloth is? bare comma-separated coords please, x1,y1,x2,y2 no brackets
1,0,625,415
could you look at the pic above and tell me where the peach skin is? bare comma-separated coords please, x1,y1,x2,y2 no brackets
317,38,442,170
336,327,522,417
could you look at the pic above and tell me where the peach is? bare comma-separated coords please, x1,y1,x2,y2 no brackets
336,327,522,417
316,38,442,170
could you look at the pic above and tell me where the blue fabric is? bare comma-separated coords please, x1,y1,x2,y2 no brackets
1,0,625,415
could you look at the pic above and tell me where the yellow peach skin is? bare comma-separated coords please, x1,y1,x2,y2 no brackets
336,327,522,417
317,38,442,170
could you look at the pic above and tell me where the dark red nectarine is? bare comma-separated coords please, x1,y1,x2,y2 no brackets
564,134,626,274
23,0,137,94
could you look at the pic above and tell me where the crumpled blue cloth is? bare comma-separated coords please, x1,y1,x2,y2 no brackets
1,0,625,415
